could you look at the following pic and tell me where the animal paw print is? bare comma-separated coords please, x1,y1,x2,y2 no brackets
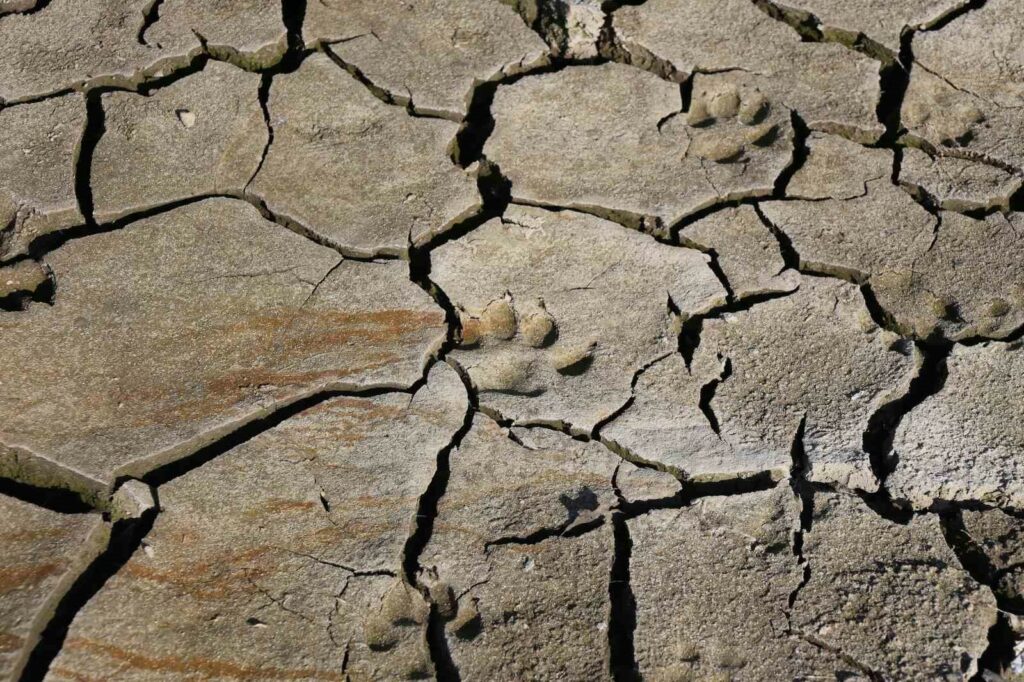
457,295,598,394
903,79,985,147
686,81,778,163
362,580,433,679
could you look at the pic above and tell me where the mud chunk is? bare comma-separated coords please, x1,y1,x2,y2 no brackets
679,205,800,300
485,65,793,229
692,276,917,489
250,53,480,257
900,147,1022,212
47,363,466,681
872,211,1024,341
762,133,936,283
418,415,671,680
305,0,549,118
0,95,84,260
144,0,288,69
961,509,1024,609
91,62,267,223
614,0,884,142
902,0,1024,171
434,204,725,430
792,491,996,679
0,0,164,101
0,198,446,496
0,496,107,681
629,487,819,680
890,342,1024,508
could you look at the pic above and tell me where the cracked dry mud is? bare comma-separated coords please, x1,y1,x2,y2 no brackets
2,2,1024,682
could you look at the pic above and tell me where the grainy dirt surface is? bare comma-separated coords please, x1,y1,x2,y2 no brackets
1,1,1024,680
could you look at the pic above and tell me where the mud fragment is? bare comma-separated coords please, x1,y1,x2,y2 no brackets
0,198,446,495
249,53,480,257
433,204,726,431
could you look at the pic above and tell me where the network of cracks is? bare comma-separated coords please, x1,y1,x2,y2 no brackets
2,0,1024,680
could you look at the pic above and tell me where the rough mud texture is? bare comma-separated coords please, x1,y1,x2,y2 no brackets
433,204,725,432
485,64,795,231
0,95,84,260
91,62,267,223
304,0,549,118
3,1,1024,679
0,499,107,681
249,53,480,257
614,0,885,142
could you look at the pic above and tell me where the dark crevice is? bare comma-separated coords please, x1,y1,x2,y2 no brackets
787,417,813,613
972,612,1017,682
73,93,105,231
683,469,783,500
136,0,165,46
486,516,605,550
281,0,307,53
0,476,95,514
141,386,406,488
608,512,638,682
920,0,987,33
941,509,1024,614
774,111,812,197
875,29,913,147
754,202,801,272
677,287,798,368
18,511,156,682
697,356,731,436
862,340,950,484
247,73,274,188
426,603,461,682
400,366,475,682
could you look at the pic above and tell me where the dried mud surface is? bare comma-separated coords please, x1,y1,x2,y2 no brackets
2,1,1024,680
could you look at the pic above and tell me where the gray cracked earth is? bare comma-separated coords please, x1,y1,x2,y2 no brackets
2,0,1024,680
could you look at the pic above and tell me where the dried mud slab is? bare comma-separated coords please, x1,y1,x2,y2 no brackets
899,147,1022,212
606,277,918,489
432,204,726,431
779,0,971,52
419,417,677,681
961,509,1024,609
0,0,293,102
0,496,107,680
902,0,1024,171
91,62,267,223
305,0,549,118
0,95,84,260
45,363,467,682
0,198,446,499
613,0,884,142
485,64,795,230
0,0,176,102
890,342,1024,509
761,133,937,282
249,53,480,257
630,487,840,680
793,491,996,680
872,211,1024,341
631,488,996,680
142,0,288,68
678,205,800,300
